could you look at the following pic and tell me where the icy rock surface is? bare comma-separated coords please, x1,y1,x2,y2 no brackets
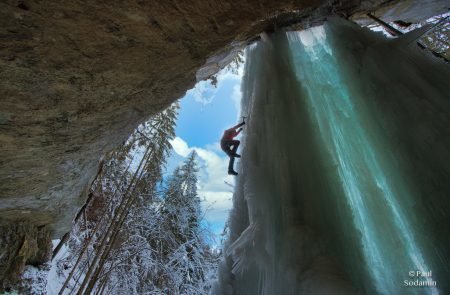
213,18,450,295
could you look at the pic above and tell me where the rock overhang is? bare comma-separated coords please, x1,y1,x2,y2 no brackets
0,0,447,239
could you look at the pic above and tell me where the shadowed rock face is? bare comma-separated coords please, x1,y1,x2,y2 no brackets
0,0,370,238
0,0,447,289
0,221,51,289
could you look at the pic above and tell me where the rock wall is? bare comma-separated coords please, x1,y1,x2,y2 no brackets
0,0,315,237
0,0,357,238
0,221,51,290
0,0,447,290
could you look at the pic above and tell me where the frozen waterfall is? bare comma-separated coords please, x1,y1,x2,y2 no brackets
212,18,450,295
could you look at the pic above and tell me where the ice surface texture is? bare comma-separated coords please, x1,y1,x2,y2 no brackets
212,18,450,295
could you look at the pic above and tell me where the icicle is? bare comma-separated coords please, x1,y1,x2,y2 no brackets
226,222,259,275
215,17,450,295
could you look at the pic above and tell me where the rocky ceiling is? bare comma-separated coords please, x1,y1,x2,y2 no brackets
0,0,447,239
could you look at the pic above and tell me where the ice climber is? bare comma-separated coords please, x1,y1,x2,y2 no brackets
221,120,245,175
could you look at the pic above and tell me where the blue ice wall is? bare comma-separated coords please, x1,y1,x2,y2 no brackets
213,18,450,295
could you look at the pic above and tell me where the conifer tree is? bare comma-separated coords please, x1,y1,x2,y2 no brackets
55,103,219,295
155,151,209,294
57,103,179,294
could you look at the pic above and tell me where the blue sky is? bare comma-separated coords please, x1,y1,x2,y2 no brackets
167,65,244,244
176,78,240,147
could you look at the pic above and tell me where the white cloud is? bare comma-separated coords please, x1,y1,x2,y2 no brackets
188,80,217,106
170,137,191,157
217,65,244,83
201,191,233,223
170,137,234,192
219,56,245,82
203,142,223,154
187,61,245,107
195,148,233,191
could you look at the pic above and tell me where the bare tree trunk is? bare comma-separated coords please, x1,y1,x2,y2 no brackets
52,232,70,260
83,149,156,294
76,145,153,294
58,161,132,294
95,275,109,295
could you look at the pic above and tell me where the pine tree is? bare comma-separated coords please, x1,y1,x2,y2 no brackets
149,151,214,294
86,103,179,294
54,103,219,295
57,103,179,294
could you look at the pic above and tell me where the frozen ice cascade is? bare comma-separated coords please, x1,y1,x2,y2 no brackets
212,18,450,295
